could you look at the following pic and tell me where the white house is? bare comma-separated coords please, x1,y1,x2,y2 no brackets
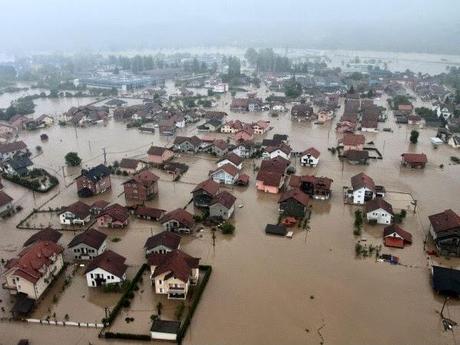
365,198,394,225
263,143,292,160
59,201,91,226
212,83,228,93
217,153,243,170
349,173,376,205
148,249,200,300
209,163,240,185
68,229,107,260
300,147,320,167
3,241,64,300
85,250,127,287
209,191,236,220
144,231,181,255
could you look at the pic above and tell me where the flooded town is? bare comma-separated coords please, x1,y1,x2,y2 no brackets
1,2,460,345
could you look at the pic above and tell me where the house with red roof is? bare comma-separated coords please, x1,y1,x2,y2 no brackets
118,158,146,175
96,203,130,228
217,153,243,170
383,224,412,248
429,209,460,256
145,231,181,255
263,143,292,160
340,133,365,151
85,250,127,287
68,228,107,260
289,175,333,200
3,241,64,299
123,170,159,201
300,147,320,167
59,201,91,226
161,208,195,234
147,249,200,300
401,153,427,169
209,191,236,220
209,163,240,185
365,198,394,225
147,146,174,165
192,179,220,208
278,189,310,218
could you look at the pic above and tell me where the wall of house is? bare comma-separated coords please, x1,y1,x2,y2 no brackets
209,203,233,220
151,331,177,341
86,268,125,287
152,271,189,297
300,155,319,167
211,171,236,185
366,209,392,224
69,241,106,260
59,212,90,225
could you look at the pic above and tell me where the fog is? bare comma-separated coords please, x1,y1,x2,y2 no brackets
1,0,460,54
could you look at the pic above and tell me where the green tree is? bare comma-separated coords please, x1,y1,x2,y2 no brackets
284,79,302,98
221,222,235,235
65,152,82,166
410,130,419,144
244,48,258,66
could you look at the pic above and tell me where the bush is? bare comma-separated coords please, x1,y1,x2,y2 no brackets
175,302,186,320
65,152,81,166
410,130,419,144
221,222,235,235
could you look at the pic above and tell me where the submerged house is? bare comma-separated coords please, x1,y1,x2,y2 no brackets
401,153,427,169
429,209,460,256
348,172,383,205
161,208,195,234
365,198,394,225
191,179,220,208
144,231,181,255
289,175,333,200
209,163,240,185
300,147,320,167
3,241,64,300
209,191,236,220
68,229,107,260
148,249,200,300
123,170,159,201
85,250,127,287
278,189,310,218
59,201,91,226
76,164,111,197
383,224,412,248
96,203,130,228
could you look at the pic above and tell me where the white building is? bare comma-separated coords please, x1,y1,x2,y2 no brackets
68,229,107,260
3,241,64,300
300,147,320,167
365,198,394,225
349,172,376,205
209,163,240,185
59,201,91,226
85,250,127,287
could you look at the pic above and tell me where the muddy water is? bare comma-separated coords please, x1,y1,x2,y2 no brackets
1,83,460,345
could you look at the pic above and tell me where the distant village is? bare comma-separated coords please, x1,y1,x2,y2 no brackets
0,49,460,343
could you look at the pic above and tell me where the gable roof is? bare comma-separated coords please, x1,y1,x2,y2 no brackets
98,203,129,222
342,133,365,146
144,231,181,251
135,206,166,219
383,224,412,243
174,135,201,147
148,146,172,156
256,170,283,187
192,179,219,196
119,158,142,170
278,189,310,206
302,147,320,159
85,250,127,277
351,172,375,191
23,228,62,247
64,201,91,219
429,209,460,234
147,249,200,282
68,228,107,249
160,208,195,228
210,191,236,209
124,170,159,187
401,153,427,164
260,156,290,174
218,152,243,166
365,198,394,215
210,163,239,177
6,241,64,283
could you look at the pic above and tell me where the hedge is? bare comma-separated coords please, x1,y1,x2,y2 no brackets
177,265,212,344
104,332,151,341
103,264,147,326
2,169,59,193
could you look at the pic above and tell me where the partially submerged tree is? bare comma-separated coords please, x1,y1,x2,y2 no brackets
65,152,82,166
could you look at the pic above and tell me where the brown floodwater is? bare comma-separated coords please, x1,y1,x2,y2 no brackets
1,82,460,345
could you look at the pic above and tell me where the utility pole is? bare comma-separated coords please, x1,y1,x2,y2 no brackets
102,148,107,165
88,140,92,153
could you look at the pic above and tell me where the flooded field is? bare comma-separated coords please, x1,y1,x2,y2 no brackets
0,83,460,345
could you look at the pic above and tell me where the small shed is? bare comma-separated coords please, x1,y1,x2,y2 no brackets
265,224,287,236
432,266,460,296
150,319,181,341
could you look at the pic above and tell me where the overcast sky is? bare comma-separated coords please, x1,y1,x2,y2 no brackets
1,0,459,54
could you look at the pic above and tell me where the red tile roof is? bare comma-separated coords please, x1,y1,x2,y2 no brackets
119,158,142,170
64,201,91,219
0,141,27,154
351,172,375,191
68,228,107,249
148,146,172,156
210,163,240,177
218,153,243,166
401,153,427,164
278,189,310,206
147,249,200,282
99,203,129,222
135,206,165,219
364,198,394,215
192,179,219,196
210,191,236,209
302,147,320,159
23,228,62,247
342,133,365,146
383,224,412,243
429,209,460,234
145,231,181,251
161,208,195,228
85,250,127,278
0,191,13,208
256,170,283,187
6,241,64,283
